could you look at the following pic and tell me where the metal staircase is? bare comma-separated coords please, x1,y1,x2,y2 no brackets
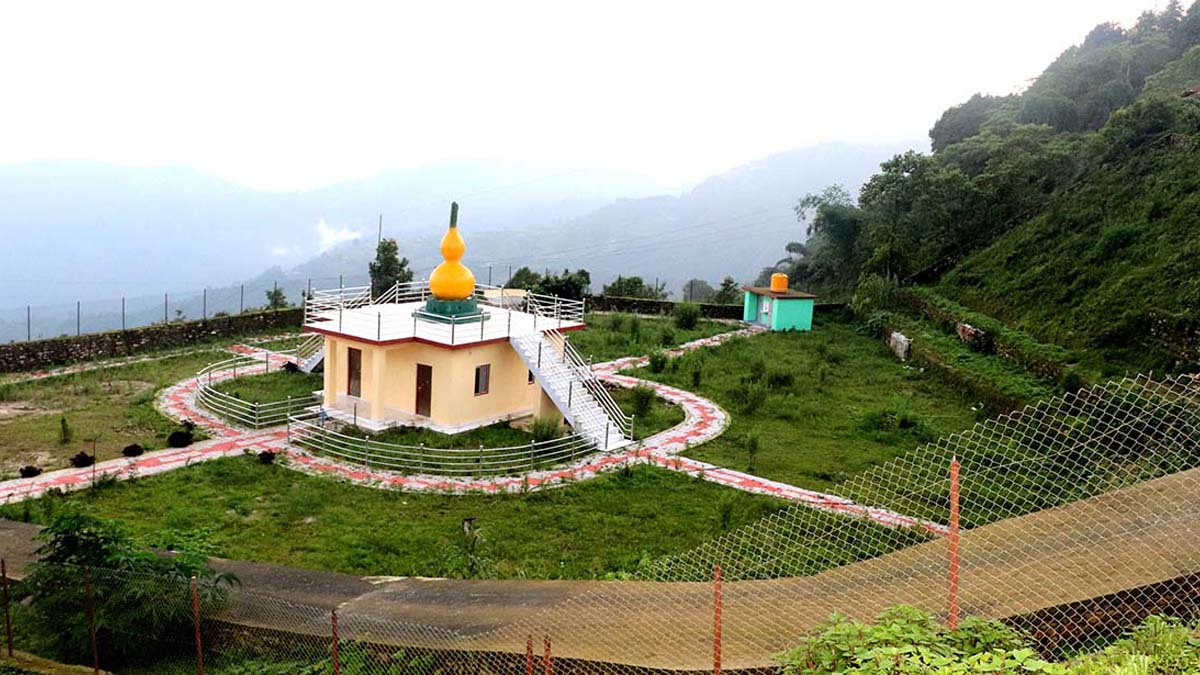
510,329,634,452
295,334,325,373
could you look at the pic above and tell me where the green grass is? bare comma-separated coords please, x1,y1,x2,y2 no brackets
0,456,788,580
609,384,685,440
568,312,734,363
632,314,982,490
209,370,322,405
0,350,226,475
342,420,534,449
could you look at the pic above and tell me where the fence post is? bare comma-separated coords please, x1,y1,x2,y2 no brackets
451,319,456,345
377,312,382,341
240,284,245,314
2,559,12,658
85,567,99,675
77,301,81,336
543,635,553,675
537,342,542,369
331,609,340,675
948,457,961,630
525,635,534,675
191,575,204,675
713,564,722,675
604,422,610,451
529,441,535,471
25,306,30,342
165,293,169,323
122,297,126,331
567,381,573,408
254,402,260,428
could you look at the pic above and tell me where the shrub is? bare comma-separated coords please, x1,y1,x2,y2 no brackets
628,316,641,340
673,302,701,330
19,465,42,478
745,434,759,472
58,417,72,445
691,365,703,389
857,408,936,442
766,371,794,390
167,430,194,448
529,416,562,443
121,443,145,457
257,450,277,465
658,328,676,347
748,359,767,382
1060,370,1083,395
630,386,656,418
728,381,768,415
68,452,94,468
607,313,626,332
850,273,898,317
0,384,15,402
648,351,668,373
282,361,300,373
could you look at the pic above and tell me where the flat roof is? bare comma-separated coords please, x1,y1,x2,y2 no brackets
305,300,584,348
742,285,818,300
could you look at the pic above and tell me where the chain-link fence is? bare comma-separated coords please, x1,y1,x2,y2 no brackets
3,373,1198,673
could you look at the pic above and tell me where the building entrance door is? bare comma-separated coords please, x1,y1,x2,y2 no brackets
416,364,432,417
347,348,362,397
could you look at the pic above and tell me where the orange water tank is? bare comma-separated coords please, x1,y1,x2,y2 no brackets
769,273,788,292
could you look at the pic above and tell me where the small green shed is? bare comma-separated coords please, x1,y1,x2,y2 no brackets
742,274,817,331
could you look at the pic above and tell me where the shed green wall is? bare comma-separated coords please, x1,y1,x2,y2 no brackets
742,292,759,322
769,298,814,331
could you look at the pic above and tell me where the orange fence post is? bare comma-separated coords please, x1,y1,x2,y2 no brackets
331,609,340,675
543,636,553,675
948,457,961,630
525,635,534,675
713,564,723,675
191,576,204,675
85,567,99,675
2,559,12,658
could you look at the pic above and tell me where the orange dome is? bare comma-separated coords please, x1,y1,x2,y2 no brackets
429,202,476,301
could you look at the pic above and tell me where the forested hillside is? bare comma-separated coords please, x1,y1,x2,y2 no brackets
768,0,1200,365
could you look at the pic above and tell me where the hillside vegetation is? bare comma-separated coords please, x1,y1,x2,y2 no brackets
766,1,1200,368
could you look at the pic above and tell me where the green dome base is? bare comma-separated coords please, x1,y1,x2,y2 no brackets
414,297,488,324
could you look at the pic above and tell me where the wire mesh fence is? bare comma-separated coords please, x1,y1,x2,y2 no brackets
2,373,1198,673
0,274,372,345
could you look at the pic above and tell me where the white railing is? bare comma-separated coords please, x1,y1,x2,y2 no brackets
304,280,585,327
287,412,597,476
195,352,318,429
549,329,634,440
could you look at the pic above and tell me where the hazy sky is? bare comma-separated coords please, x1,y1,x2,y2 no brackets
0,0,1169,192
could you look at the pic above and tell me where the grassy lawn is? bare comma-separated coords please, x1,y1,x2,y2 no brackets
0,350,228,476
209,370,322,405
1,456,788,580
609,384,684,440
568,313,734,363
633,314,983,490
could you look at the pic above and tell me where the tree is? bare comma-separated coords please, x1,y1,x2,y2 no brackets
793,185,867,284
602,275,667,299
507,266,541,290
368,238,413,298
534,269,591,300
265,286,289,310
681,279,715,302
711,276,741,305
929,94,1017,151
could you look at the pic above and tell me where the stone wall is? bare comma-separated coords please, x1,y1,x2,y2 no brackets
0,308,303,373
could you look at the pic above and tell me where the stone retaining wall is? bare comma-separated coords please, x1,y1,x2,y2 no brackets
0,308,303,373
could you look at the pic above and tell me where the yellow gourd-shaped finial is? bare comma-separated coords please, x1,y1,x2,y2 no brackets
429,202,475,300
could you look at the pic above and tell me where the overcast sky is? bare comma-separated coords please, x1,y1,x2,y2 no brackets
0,0,1169,192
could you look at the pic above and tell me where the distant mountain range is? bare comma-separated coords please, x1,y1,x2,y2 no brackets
0,142,917,341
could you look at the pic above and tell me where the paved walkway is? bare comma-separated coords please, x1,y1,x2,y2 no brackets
0,326,942,533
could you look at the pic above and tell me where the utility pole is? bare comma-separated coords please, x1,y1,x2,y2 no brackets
377,213,383,244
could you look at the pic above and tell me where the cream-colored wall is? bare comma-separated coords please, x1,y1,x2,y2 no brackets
323,335,549,428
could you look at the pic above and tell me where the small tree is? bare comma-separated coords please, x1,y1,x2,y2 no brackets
368,237,413,298
602,275,667,299
507,266,542,290
711,276,741,305
681,279,715,302
534,269,591,300
265,286,289,310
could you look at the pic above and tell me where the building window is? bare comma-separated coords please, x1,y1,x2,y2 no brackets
474,364,491,396
527,369,535,384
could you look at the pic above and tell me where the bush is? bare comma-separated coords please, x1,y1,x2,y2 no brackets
257,450,277,465
766,371,794,390
658,328,676,347
121,443,145,458
648,351,668,373
1060,370,1083,395
728,381,768,415
748,358,767,382
744,434,759,472
607,313,626,332
0,384,15,401
529,416,562,443
58,417,72,445
68,452,94,468
673,302,701,330
850,274,898,317
167,430,194,448
282,360,300,373
630,386,656,418
691,365,703,389
19,465,42,478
